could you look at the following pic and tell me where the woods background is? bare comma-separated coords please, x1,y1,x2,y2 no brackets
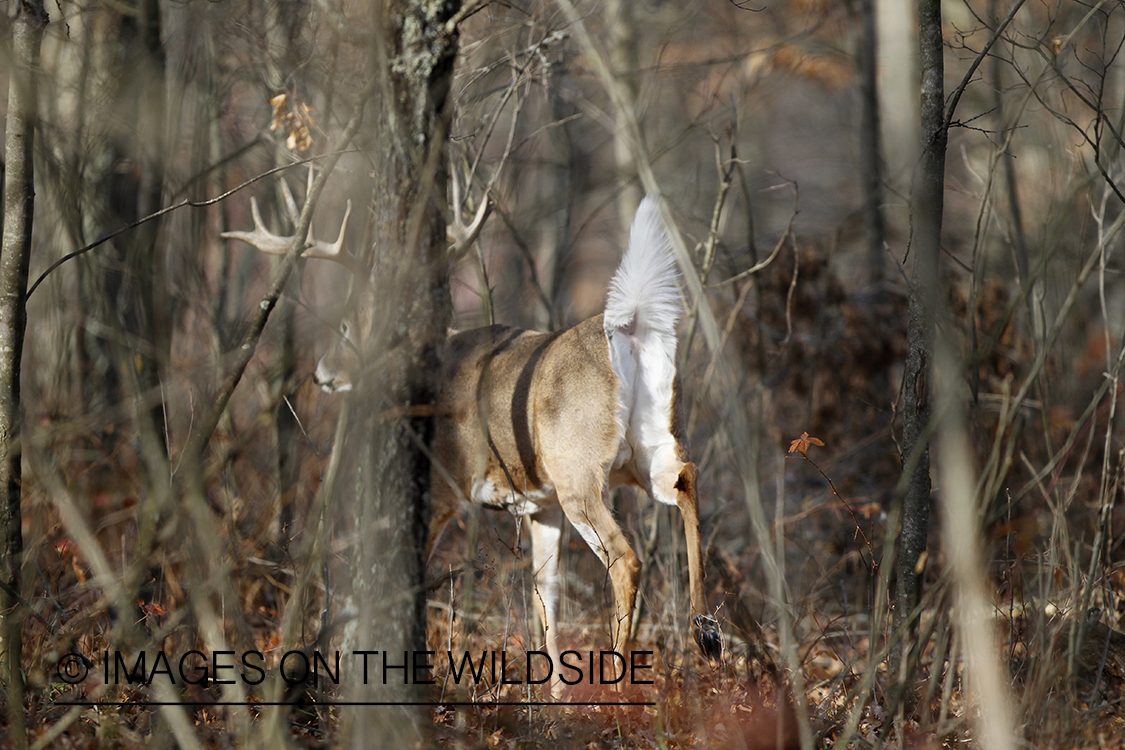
1,0,1123,747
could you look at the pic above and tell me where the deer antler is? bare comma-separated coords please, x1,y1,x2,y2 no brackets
222,175,360,275
227,168,490,272
447,167,492,257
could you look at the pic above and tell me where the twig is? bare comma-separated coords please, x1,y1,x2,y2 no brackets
780,233,799,348
791,453,878,573
944,0,1029,136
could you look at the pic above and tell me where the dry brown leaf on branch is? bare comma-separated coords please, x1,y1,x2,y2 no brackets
788,432,825,456
268,92,317,152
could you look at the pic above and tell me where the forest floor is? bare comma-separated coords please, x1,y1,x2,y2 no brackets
10,239,1125,749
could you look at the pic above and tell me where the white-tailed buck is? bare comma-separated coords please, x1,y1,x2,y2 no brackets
224,185,721,691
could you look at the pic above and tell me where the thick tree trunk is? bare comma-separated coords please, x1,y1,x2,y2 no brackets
74,0,169,474
894,0,944,696
344,1,460,744
262,0,309,552
0,2,48,747
124,0,170,483
80,0,172,639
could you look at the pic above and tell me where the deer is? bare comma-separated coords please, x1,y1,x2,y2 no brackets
223,181,722,694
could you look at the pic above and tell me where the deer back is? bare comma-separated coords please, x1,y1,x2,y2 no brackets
432,314,623,515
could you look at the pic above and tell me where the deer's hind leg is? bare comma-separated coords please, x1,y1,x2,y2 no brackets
554,479,640,655
526,505,564,696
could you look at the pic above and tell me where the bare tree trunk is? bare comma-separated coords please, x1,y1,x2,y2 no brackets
542,66,577,330
875,0,919,189
76,1,169,477
116,7,172,602
893,0,944,701
608,0,641,237
344,1,460,744
126,0,170,477
856,0,886,282
988,0,1035,341
93,0,172,640
0,3,48,747
262,0,310,552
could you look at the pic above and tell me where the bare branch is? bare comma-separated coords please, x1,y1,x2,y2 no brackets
944,0,1029,135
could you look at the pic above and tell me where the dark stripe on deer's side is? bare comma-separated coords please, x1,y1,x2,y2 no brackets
472,327,526,496
510,331,564,489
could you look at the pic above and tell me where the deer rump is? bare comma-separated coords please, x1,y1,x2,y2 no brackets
429,198,719,690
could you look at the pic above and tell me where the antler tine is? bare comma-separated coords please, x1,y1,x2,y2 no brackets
447,197,491,257
221,196,292,255
324,199,353,259
447,168,492,257
222,193,362,274
451,164,463,213
280,178,301,225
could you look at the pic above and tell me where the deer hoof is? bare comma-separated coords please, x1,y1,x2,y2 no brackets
693,614,722,661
